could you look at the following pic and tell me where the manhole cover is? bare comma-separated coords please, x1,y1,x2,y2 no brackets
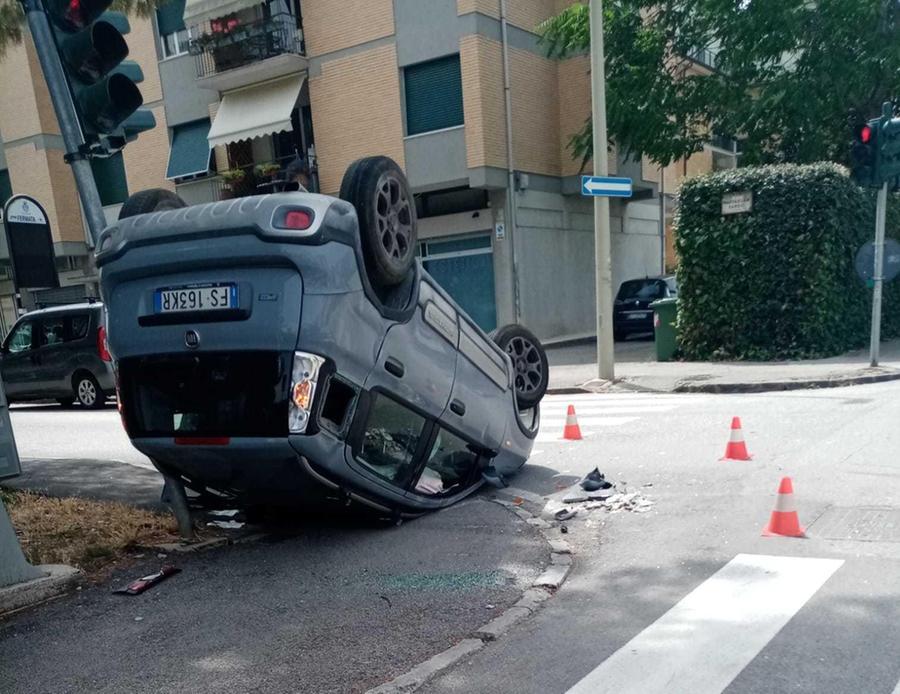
808,507,900,542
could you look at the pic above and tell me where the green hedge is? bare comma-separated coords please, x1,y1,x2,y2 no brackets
674,162,900,360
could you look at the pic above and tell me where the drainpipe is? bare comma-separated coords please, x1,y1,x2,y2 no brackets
500,0,521,322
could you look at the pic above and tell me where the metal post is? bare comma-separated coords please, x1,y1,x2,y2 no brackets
590,0,615,381
500,0,521,322
659,166,666,274
870,181,888,367
20,0,107,246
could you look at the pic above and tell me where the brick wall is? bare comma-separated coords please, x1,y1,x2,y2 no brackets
4,143,83,244
457,0,560,33
460,35,507,170
123,105,174,195
309,45,405,194
557,55,590,177
509,47,559,176
303,0,395,57
0,38,45,142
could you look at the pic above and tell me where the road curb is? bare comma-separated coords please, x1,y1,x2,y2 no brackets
673,370,900,393
364,498,571,694
0,564,81,617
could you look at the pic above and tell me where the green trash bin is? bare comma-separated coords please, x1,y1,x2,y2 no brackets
650,297,678,361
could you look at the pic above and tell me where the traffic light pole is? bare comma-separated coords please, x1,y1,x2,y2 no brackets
870,181,888,367
20,0,107,247
590,0,615,381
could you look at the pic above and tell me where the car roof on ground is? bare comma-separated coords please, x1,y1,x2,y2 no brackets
19,302,102,319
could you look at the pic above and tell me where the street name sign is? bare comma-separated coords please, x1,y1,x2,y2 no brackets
581,176,633,198
722,191,753,215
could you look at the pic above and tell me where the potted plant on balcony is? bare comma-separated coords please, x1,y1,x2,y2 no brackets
219,167,247,199
254,161,281,179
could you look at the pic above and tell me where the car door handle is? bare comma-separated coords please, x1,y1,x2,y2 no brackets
384,357,404,378
450,399,466,417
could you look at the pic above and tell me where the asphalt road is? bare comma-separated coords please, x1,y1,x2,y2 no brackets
420,382,900,694
7,383,900,692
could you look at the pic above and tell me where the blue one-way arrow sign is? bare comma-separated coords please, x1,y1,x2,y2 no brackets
581,176,633,198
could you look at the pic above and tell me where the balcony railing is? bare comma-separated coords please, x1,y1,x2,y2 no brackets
212,154,306,201
189,13,305,80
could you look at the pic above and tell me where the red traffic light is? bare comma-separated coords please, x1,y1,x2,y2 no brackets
860,125,873,144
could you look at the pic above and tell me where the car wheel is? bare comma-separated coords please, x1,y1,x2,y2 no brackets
340,156,417,287
491,324,549,409
74,373,103,409
614,329,626,342
57,397,74,408
118,189,187,220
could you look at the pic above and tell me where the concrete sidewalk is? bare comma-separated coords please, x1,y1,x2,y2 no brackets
547,336,900,393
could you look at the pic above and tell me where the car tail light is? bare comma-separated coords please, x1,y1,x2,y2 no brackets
97,325,112,362
284,210,312,230
289,352,325,434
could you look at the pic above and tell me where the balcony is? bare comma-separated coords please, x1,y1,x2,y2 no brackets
189,12,307,92
210,154,316,201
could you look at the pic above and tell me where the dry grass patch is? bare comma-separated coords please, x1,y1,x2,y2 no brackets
2,489,181,577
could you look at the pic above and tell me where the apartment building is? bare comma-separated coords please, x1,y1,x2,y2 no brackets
0,0,736,341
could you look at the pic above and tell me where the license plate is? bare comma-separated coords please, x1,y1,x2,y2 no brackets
627,312,649,320
155,284,238,314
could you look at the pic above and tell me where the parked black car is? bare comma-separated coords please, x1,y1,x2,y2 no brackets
0,303,115,407
613,276,677,341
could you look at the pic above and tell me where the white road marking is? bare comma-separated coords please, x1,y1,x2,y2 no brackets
541,405,677,416
564,554,844,694
540,416,639,428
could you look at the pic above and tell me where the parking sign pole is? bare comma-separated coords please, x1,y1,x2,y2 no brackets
589,0,615,381
870,181,888,367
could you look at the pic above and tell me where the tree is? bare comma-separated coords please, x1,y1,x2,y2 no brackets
0,0,166,55
540,1,900,168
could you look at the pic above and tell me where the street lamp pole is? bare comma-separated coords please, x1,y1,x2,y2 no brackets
590,0,615,381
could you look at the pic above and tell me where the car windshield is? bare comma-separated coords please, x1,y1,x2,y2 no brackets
617,279,667,301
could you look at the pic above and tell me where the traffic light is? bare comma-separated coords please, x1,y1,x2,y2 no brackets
878,117,900,183
851,120,880,187
46,0,154,151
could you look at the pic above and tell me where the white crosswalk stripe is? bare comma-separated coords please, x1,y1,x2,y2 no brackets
565,554,844,694
536,392,682,443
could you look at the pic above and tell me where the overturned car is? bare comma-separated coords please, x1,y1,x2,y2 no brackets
97,157,547,521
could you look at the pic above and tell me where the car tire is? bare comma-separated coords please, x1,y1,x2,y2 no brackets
491,324,549,409
339,156,417,287
74,373,104,409
614,329,626,342
118,189,187,220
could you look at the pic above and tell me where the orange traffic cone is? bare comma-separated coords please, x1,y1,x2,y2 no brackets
762,477,806,538
562,405,583,441
721,416,752,460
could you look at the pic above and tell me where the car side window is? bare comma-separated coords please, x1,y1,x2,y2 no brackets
68,315,90,341
414,428,480,497
359,394,426,484
7,321,33,354
39,318,65,347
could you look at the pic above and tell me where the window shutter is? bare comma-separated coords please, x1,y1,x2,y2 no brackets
405,55,464,136
157,0,187,36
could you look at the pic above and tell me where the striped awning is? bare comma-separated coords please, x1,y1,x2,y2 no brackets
184,0,260,27
207,75,304,148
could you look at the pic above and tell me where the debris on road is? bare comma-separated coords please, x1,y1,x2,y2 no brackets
585,492,654,514
113,565,181,595
554,508,578,522
579,468,613,492
206,520,245,530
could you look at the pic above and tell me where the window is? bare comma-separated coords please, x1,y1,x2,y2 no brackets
415,428,480,497
6,321,33,354
157,0,189,58
39,318,64,347
616,279,668,302
404,54,464,136
359,395,426,484
67,315,90,341
90,152,129,207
